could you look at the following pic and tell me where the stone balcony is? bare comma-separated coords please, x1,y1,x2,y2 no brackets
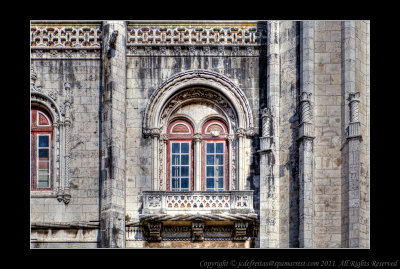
139,190,257,223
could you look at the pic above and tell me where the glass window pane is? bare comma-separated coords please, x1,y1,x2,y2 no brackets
181,178,189,189
217,166,224,177
181,143,189,153
172,143,180,153
181,166,189,177
37,181,49,188
206,143,214,153
38,149,49,158
215,154,224,165
206,155,214,165
216,142,224,153
172,178,178,189
172,166,178,177
38,161,49,169
172,155,180,165
39,136,49,147
181,154,189,165
206,166,214,177
206,178,214,189
218,178,224,189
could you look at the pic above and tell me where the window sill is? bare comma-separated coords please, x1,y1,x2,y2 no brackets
31,190,57,198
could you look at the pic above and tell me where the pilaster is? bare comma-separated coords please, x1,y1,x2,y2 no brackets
341,21,363,248
100,20,127,248
298,21,315,248
259,21,280,248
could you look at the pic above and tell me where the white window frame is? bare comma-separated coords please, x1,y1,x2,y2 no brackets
36,134,51,189
170,122,191,134
205,141,226,191
170,140,191,191
37,111,51,127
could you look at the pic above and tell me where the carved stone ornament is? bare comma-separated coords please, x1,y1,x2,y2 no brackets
148,222,162,242
191,222,205,242
233,221,249,241
193,133,203,142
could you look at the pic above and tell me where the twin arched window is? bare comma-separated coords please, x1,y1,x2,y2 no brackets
31,107,53,191
166,118,228,191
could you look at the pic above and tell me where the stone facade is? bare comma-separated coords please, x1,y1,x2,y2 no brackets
30,20,370,248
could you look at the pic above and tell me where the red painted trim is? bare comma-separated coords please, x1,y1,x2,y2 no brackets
201,120,229,191
166,119,194,191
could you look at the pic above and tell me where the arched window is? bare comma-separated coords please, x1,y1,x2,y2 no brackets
31,107,53,191
167,119,194,191
201,119,229,191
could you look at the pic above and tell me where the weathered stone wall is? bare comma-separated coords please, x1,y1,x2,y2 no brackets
313,21,343,248
277,21,300,248
31,59,101,247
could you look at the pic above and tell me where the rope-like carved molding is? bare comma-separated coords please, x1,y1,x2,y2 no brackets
31,221,100,229
139,212,258,223
30,24,102,59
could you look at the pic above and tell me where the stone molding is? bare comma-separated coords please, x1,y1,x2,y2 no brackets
143,69,254,135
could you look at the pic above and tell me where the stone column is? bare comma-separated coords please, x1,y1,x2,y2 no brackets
259,21,280,248
298,21,315,248
100,20,127,248
259,108,278,248
193,133,202,191
159,133,168,191
151,128,160,191
236,128,245,190
63,84,72,204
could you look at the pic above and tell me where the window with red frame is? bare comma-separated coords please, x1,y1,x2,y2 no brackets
202,120,229,191
31,107,53,191
167,119,194,191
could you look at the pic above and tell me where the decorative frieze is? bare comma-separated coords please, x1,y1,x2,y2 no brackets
126,23,268,56
30,24,102,59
